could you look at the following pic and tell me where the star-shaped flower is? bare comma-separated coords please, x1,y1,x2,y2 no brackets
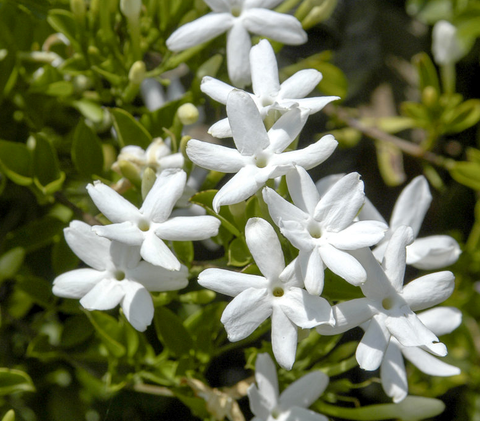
52,221,189,331
263,167,387,295
166,0,307,87
379,306,461,403
359,175,461,270
187,90,337,212
317,226,456,371
198,218,334,369
248,353,329,421
87,168,221,270
202,39,340,138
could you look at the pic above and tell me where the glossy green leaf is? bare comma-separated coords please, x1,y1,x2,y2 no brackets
1,409,15,421
154,306,194,358
0,47,15,104
33,134,64,193
52,234,79,275
59,315,95,348
111,108,152,149
0,369,35,396
178,290,216,305
450,161,480,190
401,102,429,125
467,148,480,164
0,247,25,283
16,275,54,308
72,99,104,123
172,241,194,266
227,237,251,267
43,81,74,97
0,139,32,186
412,52,440,94
443,99,480,134
72,120,104,178
85,311,126,358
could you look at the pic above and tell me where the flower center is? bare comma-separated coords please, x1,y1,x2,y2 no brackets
255,153,269,168
271,408,281,419
260,94,275,107
231,5,241,17
308,221,322,239
382,296,395,310
114,270,125,281
138,219,150,232
272,287,284,297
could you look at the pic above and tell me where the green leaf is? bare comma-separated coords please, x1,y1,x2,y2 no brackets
467,148,480,164
0,369,35,396
412,52,440,95
401,102,429,125
111,108,152,149
43,81,74,97
172,241,194,266
16,275,54,308
0,247,25,283
0,139,33,186
375,141,406,187
85,311,126,358
2,409,15,421
178,290,216,305
52,234,79,275
72,120,105,178
443,99,480,134
0,47,16,104
47,10,80,51
72,99,104,123
59,315,95,349
154,306,194,358
227,237,251,267
450,161,480,190
32,134,64,193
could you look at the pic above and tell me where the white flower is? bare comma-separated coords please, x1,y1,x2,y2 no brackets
432,20,467,65
360,175,461,270
198,218,334,369
248,353,329,421
187,90,337,212
166,0,307,87
87,168,221,270
263,167,387,295
202,39,340,138
317,226,456,371
379,306,461,403
52,221,189,331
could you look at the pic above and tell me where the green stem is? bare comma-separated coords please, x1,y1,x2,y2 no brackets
441,63,456,95
213,321,271,357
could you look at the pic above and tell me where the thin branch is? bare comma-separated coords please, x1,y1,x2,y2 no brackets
132,383,175,397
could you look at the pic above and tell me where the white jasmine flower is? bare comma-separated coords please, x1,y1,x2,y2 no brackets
360,175,461,270
432,20,467,65
202,39,340,138
87,168,221,270
198,218,334,369
248,353,329,421
379,306,461,403
317,226,456,372
52,221,189,331
187,90,337,212
166,0,307,87
263,167,387,295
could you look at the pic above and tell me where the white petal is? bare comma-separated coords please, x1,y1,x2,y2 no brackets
130,262,189,292
244,0,284,9
268,108,308,153
315,173,344,197
92,222,144,246
271,306,297,370
121,281,154,331
166,13,234,51
316,298,373,335
201,76,233,104
288,96,340,114
270,134,337,170
87,182,140,223
263,187,309,226
280,288,334,328
254,353,279,410
279,220,315,252
297,249,325,296
140,232,180,270
155,216,220,241
246,218,285,279
328,221,387,250
227,90,269,155
407,235,461,270
64,220,110,270
417,307,462,336
140,168,186,223
279,69,322,100
356,315,390,371
204,0,230,12
221,287,272,341
186,139,245,172
401,271,455,311
381,342,408,403
286,407,329,421
402,347,460,376
390,175,431,236
280,371,329,408
109,242,141,269
248,385,273,420
199,268,268,296
226,23,251,87
314,173,364,232
358,197,388,225
80,278,124,310
53,269,105,299
382,226,414,292
242,9,307,45
208,119,233,138
319,244,366,286
250,39,280,98
286,166,320,215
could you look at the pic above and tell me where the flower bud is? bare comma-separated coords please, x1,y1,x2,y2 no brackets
141,167,157,199
128,61,146,85
422,86,438,108
177,103,199,125
120,0,142,21
432,20,466,65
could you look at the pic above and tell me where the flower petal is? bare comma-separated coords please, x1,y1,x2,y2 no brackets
253,353,279,410
417,307,462,336
155,216,220,241
286,407,329,421
121,281,154,331
296,249,325,296
187,139,245,172
199,268,267,296
316,298,373,335
87,181,140,223
278,69,322,99
407,235,461,270
271,306,297,369
226,23,252,87
208,118,233,138
328,221,387,251
130,262,189,292
401,271,455,311
356,315,390,371
382,226,414,292
314,172,364,232
201,76,233,104
166,12,234,51
250,39,280,98
263,187,309,225
80,278,124,310
286,166,320,215
221,287,272,341
280,370,329,408
248,385,273,420
267,108,308,153
381,342,408,403
287,96,340,114
109,242,141,269
242,9,307,45
53,268,105,299
92,222,145,246
319,243,366,286
140,231,180,270
401,346,460,377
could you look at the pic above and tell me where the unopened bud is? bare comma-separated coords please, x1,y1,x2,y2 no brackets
422,86,438,108
177,103,199,125
432,20,467,65
120,0,142,21
118,160,141,188
141,167,157,199
128,61,146,85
